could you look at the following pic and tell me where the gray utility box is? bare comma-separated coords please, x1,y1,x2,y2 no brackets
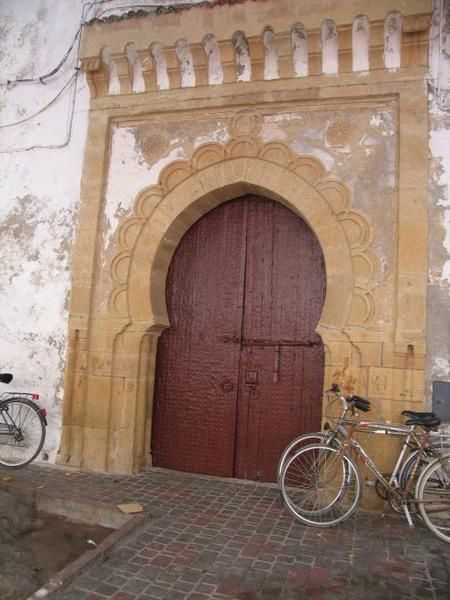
432,381,450,422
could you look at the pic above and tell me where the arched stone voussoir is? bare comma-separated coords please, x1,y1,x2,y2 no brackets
127,157,354,330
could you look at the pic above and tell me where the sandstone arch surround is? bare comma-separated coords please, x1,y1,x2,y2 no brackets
59,127,383,475
129,159,356,332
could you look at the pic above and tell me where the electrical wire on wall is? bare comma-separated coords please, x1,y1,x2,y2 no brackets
0,73,78,153
0,1,207,152
0,0,115,151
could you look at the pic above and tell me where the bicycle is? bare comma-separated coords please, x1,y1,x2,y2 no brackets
279,386,450,543
277,384,449,496
0,373,47,468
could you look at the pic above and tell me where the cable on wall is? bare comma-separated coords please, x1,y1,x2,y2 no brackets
0,73,77,129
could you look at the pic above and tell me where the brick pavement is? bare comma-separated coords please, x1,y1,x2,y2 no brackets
2,464,449,600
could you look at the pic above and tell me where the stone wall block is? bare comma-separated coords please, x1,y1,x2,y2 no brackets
84,375,115,429
192,143,226,170
108,426,135,473
82,427,108,472
89,352,114,377
319,273,353,329
396,273,427,336
316,180,351,213
159,160,192,190
397,221,428,272
368,366,425,403
348,289,377,326
70,286,92,316
352,342,383,367
382,342,426,370
64,372,88,427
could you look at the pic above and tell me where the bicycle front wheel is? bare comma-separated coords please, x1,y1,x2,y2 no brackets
416,454,450,543
277,432,330,488
280,443,362,527
0,398,46,468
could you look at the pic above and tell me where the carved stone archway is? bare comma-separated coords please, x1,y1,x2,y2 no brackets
113,111,380,331
58,109,387,475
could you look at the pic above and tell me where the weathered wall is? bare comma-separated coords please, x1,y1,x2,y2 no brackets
62,0,433,478
0,0,203,461
0,0,90,460
102,106,397,327
427,0,450,410
0,0,449,469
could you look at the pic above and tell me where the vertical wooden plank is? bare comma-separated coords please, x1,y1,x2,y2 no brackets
236,196,326,482
152,201,247,476
242,196,326,344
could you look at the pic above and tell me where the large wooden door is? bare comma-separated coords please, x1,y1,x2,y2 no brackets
151,195,326,481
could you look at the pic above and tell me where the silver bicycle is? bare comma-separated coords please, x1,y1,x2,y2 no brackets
279,386,450,543
278,385,450,497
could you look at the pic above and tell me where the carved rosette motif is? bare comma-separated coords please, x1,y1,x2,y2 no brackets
108,109,381,327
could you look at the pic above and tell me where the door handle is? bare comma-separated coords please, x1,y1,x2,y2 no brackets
220,379,234,393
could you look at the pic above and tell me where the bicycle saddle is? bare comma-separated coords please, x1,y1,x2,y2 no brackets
401,409,435,419
0,373,12,384
404,416,441,428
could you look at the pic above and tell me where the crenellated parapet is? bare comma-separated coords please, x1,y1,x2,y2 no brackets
80,1,432,99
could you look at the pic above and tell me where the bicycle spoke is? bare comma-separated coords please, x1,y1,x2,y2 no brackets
0,399,46,468
281,444,362,527
417,455,450,543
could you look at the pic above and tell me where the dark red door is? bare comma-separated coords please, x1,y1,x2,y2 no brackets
152,195,326,481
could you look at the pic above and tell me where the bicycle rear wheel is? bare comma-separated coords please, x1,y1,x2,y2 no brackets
416,454,450,543
399,442,450,490
280,443,362,527
0,398,46,468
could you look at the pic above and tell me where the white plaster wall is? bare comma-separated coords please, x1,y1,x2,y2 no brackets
0,0,90,462
427,0,450,405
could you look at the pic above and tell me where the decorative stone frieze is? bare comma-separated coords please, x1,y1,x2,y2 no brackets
80,1,431,98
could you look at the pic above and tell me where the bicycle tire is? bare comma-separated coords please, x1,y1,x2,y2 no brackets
277,432,330,488
280,443,362,527
0,398,46,468
416,454,450,543
399,442,450,490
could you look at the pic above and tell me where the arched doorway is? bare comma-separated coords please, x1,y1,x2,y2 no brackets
151,195,326,482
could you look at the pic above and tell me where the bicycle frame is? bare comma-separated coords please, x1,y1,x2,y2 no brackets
0,405,25,438
322,387,450,526
338,419,436,526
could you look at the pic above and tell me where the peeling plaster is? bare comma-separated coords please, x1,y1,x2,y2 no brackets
426,0,450,402
0,189,78,459
103,126,186,253
103,121,229,257
0,0,89,462
429,124,450,287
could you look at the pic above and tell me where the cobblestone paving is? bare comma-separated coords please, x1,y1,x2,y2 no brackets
3,465,449,599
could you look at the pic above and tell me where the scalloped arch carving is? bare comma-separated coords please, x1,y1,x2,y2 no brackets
108,110,381,333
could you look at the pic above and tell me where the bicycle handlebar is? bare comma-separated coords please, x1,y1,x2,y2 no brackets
326,384,371,413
